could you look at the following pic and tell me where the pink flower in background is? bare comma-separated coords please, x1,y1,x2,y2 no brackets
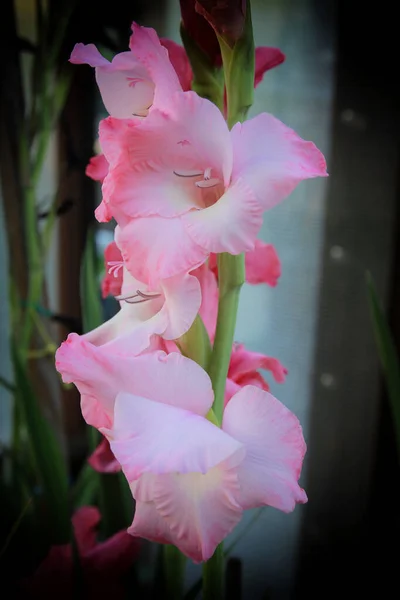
70,23,181,119
25,507,138,599
161,39,285,94
209,239,281,287
89,437,121,473
99,91,327,286
160,39,194,91
225,343,287,404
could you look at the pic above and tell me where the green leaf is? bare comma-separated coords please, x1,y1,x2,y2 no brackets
12,344,70,542
80,227,103,333
366,271,400,461
71,462,99,508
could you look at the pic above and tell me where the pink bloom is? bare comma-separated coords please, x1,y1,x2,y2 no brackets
99,91,327,287
25,507,138,599
106,379,306,562
226,343,288,403
88,437,121,473
57,343,307,562
209,239,281,287
70,23,181,118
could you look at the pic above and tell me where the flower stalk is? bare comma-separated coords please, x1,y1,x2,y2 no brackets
203,2,255,597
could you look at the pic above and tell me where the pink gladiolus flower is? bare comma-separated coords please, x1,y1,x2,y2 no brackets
106,380,306,562
70,23,181,118
225,343,288,404
99,91,327,286
25,507,138,599
89,437,121,473
56,342,306,563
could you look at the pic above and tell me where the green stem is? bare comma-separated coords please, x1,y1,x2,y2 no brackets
202,544,224,600
208,253,245,423
163,544,186,600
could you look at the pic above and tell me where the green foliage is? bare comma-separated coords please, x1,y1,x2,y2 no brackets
366,272,400,461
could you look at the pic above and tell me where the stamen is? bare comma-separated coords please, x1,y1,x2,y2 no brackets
204,167,212,180
107,261,124,278
126,77,145,88
115,289,162,304
195,178,221,188
173,170,203,178
132,104,153,117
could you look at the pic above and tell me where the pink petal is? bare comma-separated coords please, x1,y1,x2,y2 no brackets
228,343,288,384
115,91,232,186
183,178,262,254
83,302,168,356
160,39,193,91
70,43,154,119
108,392,244,480
56,336,214,427
98,117,132,169
231,113,328,211
129,23,182,107
86,153,109,182
102,158,201,220
245,240,281,286
72,506,100,553
151,461,243,562
159,273,202,340
224,377,241,405
192,263,219,340
235,371,270,392
254,47,286,87
88,438,121,473
95,199,113,223
99,92,233,222
128,500,175,545
96,58,154,119
222,386,307,512
69,43,109,67
101,241,123,298
115,219,208,288
87,529,139,572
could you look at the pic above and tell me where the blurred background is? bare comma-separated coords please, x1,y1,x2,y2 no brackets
1,0,399,598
